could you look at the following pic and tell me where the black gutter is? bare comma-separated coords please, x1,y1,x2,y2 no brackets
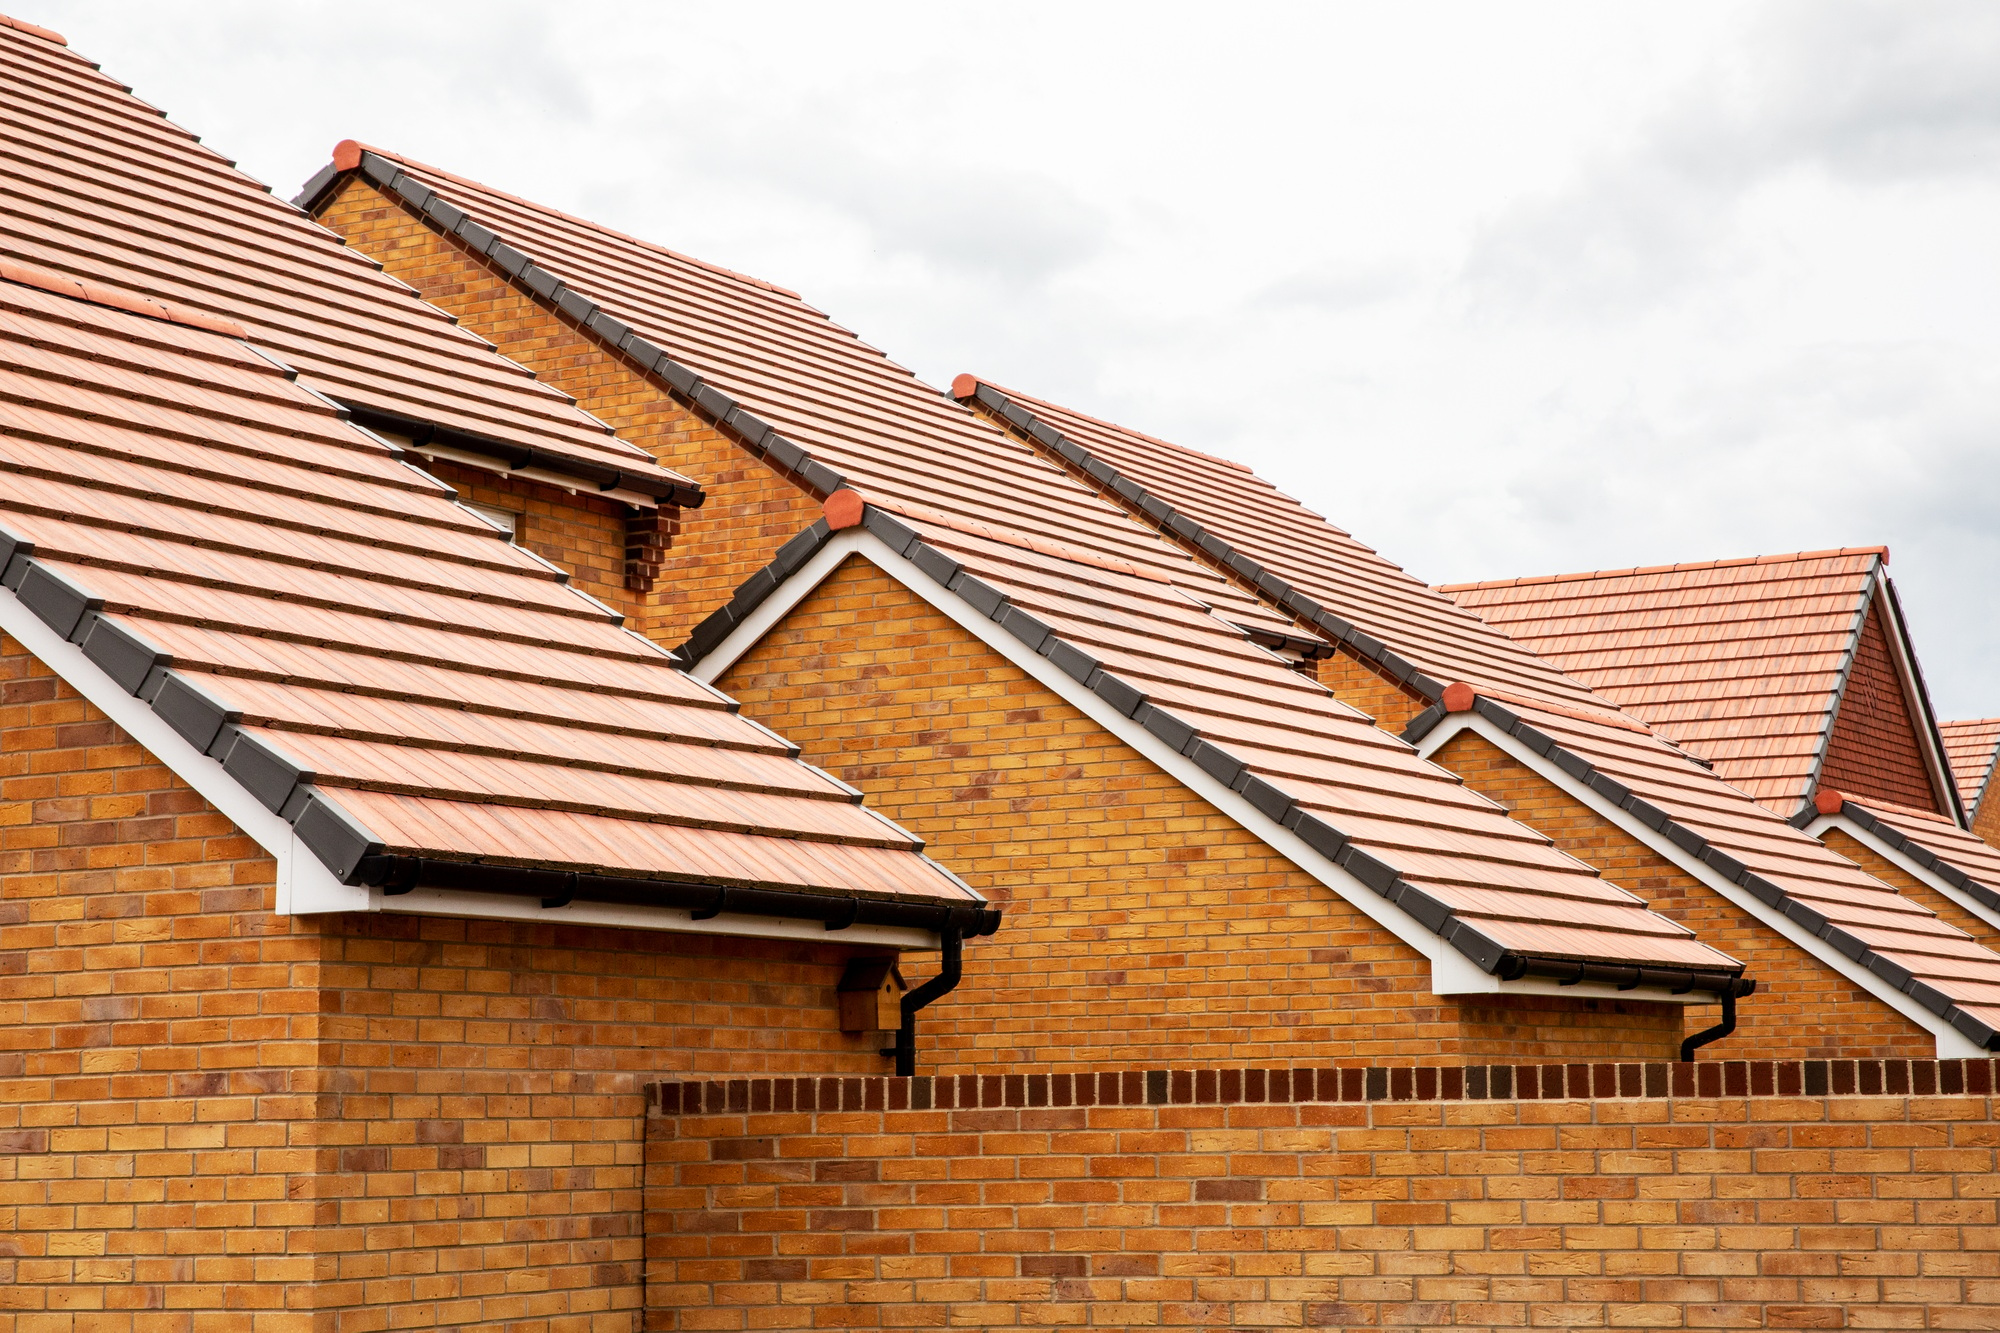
1680,991,1739,1062
350,855,1001,938
883,930,964,1076
951,382,2000,1052
670,502,1753,1002
1796,797,2000,919
348,405,703,509
0,526,995,939
302,151,849,504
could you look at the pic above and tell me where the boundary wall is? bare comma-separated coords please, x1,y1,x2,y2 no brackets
644,1059,2000,1330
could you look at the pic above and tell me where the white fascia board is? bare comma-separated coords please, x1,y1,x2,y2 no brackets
690,529,1712,1005
1805,812,2000,937
1417,711,1983,1057
2,585,934,949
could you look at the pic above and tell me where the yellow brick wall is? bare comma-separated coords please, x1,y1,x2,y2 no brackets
0,634,903,1332
648,1069,2000,1330
716,558,1682,1070
317,178,822,648
1317,646,1430,733
1434,729,1937,1059
1974,790,2000,853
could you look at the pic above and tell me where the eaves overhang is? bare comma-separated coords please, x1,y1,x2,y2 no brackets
1799,796,2000,939
1412,703,1997,1056
674,498,1752,1006
297,146,842,508
0,525,980,949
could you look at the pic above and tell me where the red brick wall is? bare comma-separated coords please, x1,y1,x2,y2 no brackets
1822,604,1947,815
645,1058,2000,1330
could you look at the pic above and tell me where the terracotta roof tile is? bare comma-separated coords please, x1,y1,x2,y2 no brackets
296,146,1755,984
0,26,697,503
1941,719,2000,819
950,377,2000,1043
0,269,981,924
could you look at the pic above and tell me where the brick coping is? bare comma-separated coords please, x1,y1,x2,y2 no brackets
647,1057,2000,1116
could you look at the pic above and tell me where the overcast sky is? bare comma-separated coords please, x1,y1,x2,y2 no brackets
34,1,2000,717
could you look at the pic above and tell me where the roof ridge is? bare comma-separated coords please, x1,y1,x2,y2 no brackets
0,13,65,47
954,374,1258,475
1437,547,1891,593
325,140,802,300
0,256,249,338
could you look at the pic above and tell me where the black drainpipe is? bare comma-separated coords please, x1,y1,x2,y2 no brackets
884,930,963,1077
1680,990,1740,1062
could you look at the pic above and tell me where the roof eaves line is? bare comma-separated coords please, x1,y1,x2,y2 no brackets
673,506,1747,1000
1814,800,2000,921
0,532,985,936
954,382,1443,699
330,150,842,504
1416,701,1998,1052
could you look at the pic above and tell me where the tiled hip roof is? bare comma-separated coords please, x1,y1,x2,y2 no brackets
1941,718,2000,818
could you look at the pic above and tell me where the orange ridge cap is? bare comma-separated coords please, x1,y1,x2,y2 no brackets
0,258,249,339
1476,687,1654,736
1436,546,1893,594
0,13,65,45
1441,682,1477,713
1814,788,1847,816
823,488,865,531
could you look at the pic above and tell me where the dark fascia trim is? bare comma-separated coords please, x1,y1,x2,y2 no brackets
1881,575,1970,829
349,854,1001,937
1802,797,2000,919
348,405,702,509
0,524,984,936
954,381,1446,699
311,151,846,505
1439,691,1994,1049
1794,568,1880,825
669,504,1751,1000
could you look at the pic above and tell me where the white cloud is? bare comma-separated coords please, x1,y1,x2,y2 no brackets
27,0,2000,716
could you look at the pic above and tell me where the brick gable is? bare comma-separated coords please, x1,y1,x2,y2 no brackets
715,558,1686,1068
1432,728,1936,1059
1820,602,1948,815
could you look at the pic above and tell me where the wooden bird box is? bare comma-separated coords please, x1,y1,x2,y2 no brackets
838,956,907,1033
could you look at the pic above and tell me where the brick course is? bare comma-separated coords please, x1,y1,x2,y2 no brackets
644,1061,2000,1330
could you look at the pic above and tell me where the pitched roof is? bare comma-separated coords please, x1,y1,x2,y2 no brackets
0,163,984,934
0,21,696,504
297,144,1310,649
302,145,1752,994
950,376,2000,1049
1438,550,1956,821
700,496,1746,988
1942,719,2000,819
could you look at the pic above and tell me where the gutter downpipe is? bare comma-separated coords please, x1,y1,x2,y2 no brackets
885,930,963,1077
1680,989,1740,1062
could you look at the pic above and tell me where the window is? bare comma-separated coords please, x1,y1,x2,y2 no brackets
461,501,520,542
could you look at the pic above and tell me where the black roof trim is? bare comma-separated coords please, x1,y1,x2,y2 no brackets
1442,694,1996,1048
306,150,846,505
347,854,1001,937
3,550,974,934
671,504,1749,999
345,404,703,509
954,380,1448,699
